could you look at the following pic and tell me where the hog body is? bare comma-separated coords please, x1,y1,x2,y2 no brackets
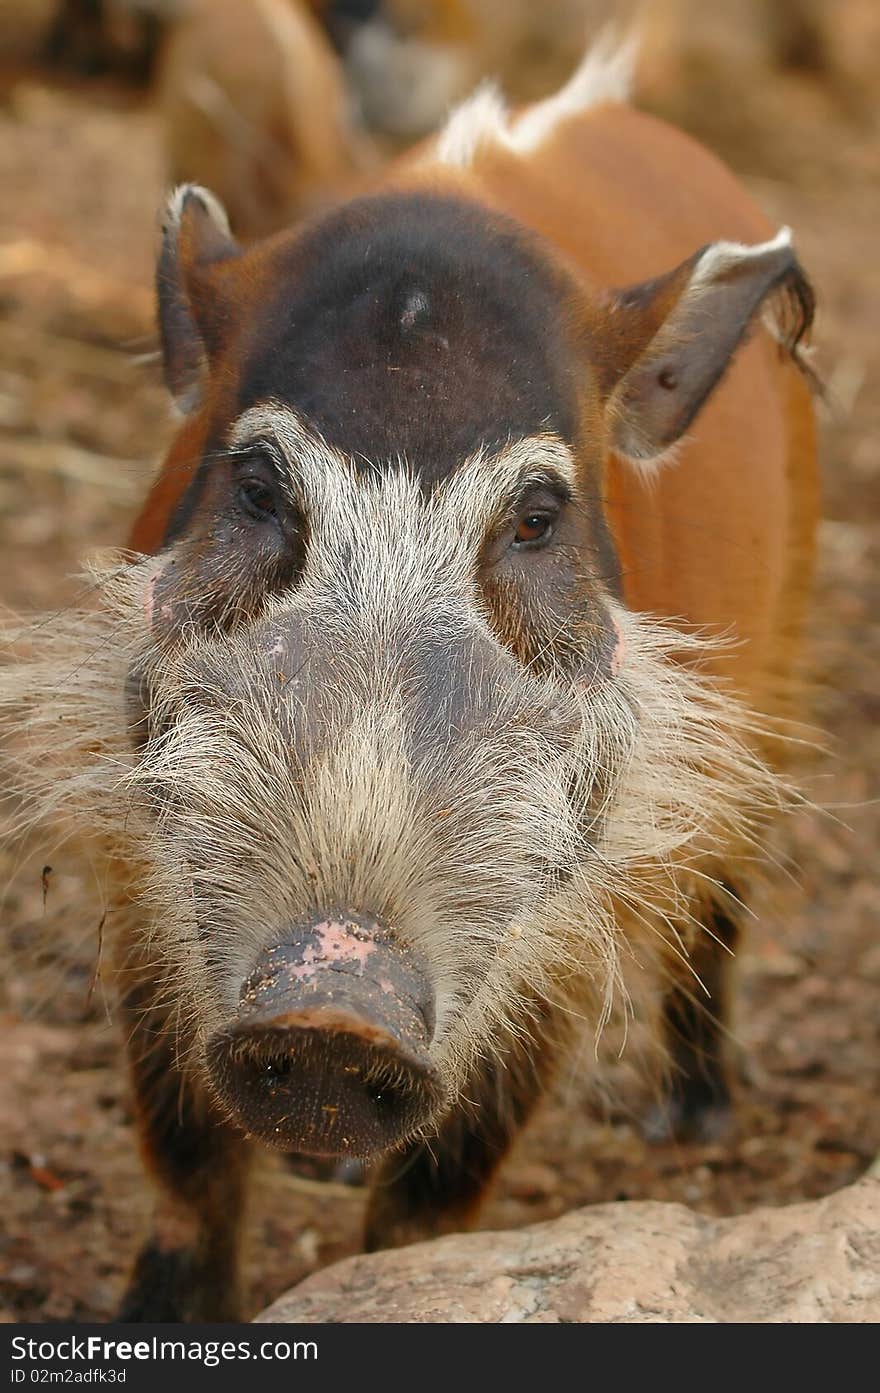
157,0,382,240
1,38,817,1320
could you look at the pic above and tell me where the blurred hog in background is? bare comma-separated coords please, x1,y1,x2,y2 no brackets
157,1,381,241
7,1,879,239
41,0,174,83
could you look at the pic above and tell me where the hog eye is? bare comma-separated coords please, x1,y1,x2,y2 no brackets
237,476,278,522
513,511,555,549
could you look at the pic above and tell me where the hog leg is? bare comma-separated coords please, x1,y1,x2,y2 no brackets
116,978,249,1322
643,896,741,1143
364,1000,563,1251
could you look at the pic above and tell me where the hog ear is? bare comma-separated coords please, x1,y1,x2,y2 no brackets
156,184,238,414
604,228,815,465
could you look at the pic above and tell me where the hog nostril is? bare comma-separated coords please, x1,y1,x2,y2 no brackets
264,1054,293,1079
209,1020,444,1158
364,1078,399,1110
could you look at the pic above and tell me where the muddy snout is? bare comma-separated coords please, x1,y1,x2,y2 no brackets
207,915,444,1157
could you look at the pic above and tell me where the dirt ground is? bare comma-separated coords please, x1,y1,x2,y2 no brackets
0,21,878,1323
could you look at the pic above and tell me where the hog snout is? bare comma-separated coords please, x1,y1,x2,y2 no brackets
206,914,444,1157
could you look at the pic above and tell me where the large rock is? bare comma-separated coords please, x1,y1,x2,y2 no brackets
257,1178,880,1323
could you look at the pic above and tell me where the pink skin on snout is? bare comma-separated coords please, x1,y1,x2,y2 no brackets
286,920,378,983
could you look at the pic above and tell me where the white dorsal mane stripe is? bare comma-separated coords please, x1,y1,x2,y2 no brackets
435,30,637,168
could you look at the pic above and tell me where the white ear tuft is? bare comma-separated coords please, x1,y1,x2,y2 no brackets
607,227,814,466
690,226,793,288
156,184,236,414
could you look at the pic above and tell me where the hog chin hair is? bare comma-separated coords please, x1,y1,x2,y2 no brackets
0,552,793,1104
